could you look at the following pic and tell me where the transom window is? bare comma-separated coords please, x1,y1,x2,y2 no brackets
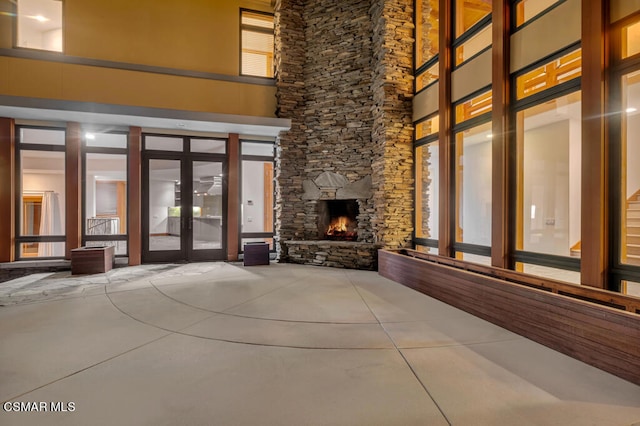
241,10,275,78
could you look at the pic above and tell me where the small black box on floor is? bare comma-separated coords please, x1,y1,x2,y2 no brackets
244,243,270,266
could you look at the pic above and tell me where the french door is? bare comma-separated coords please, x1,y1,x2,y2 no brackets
142,153,227,262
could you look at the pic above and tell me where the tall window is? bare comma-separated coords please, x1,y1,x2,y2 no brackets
16,0,63,52
241,141,275,251
16,127,66,258
610,16,640,295
240,10,274,78
415,114,439,253
513,48,582,284
83,132,128,256
453,89,492,265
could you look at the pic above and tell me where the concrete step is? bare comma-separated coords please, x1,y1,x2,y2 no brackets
627,244,640,256
628,209,640,219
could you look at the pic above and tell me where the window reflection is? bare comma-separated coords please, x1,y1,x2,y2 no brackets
416,0,439,68
415,143,439,240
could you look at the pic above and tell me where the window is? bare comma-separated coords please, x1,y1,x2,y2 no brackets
455,89,493,122
621,20,640,59
455,121,492,247
454,0,492,66
455,23,492,65
515,48,581,100
16,0,63,52
83,132,128,256
241,141,275,251
515,91,582,258
618,70,640,267
415,115,440,140
16,127,66,258
514,0,563,28
452,89,492,259
241,10,274,78
455,0,492,38
415,142,439,241
511,46,582,281
416,0,439,69
416,61,439,92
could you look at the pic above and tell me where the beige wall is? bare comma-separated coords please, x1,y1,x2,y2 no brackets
0,0,276,118
0,56,276,117
511,0,580,74
611,0,640,23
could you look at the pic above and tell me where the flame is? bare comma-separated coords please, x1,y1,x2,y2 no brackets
326,216,348,234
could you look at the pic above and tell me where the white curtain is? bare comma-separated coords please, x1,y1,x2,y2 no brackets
38,192,63,257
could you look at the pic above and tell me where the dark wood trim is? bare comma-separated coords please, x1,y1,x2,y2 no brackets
65,122,81,259
227,133,240,261
128,127,142,265
491,0,510,269
379,249,640,385
0,118,15,262
438,0,453,257
581,0,609,288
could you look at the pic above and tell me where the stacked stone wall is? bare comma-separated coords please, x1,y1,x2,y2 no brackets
275,0,414,266
275,0,308,245
370,0,415,249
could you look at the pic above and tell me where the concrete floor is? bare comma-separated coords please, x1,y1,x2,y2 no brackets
0,262,639,426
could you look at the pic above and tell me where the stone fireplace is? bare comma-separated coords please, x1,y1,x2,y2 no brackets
274,0,414,270
279,171,379,269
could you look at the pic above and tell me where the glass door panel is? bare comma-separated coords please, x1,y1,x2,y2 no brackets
191,161,224,252
148,159,182,252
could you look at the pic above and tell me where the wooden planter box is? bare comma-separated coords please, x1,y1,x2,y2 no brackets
71,246,115,275
378,249,640,386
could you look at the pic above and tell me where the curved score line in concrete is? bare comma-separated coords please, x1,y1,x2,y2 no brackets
103,266,398,350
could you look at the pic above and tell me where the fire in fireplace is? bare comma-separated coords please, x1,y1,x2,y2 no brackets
317,200,358,241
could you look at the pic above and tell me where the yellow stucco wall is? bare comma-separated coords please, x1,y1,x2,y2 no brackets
0,0,275,117
64,0,271,74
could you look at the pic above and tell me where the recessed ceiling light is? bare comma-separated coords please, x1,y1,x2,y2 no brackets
486,134,493,139
85,132,96,140
626,107,637,113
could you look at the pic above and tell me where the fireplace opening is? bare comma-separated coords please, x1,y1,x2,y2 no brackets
317,200,358,241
